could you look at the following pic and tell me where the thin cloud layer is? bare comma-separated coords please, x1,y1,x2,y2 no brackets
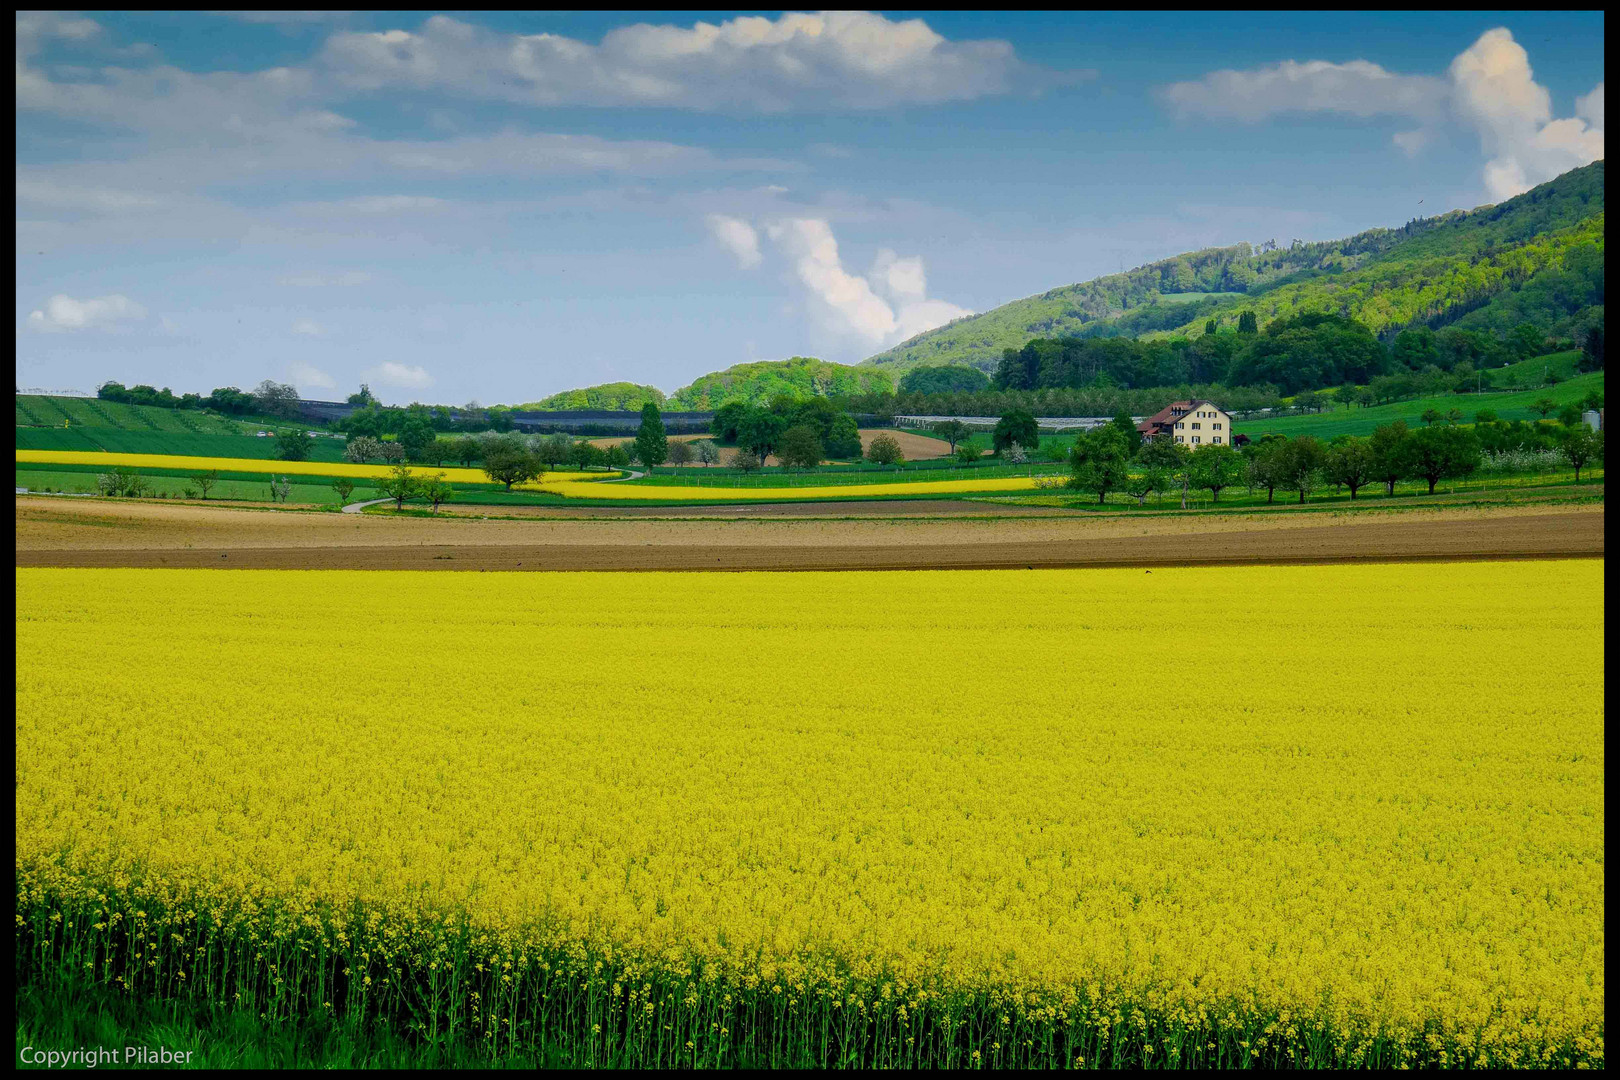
1162,28,1604,200
367,361,434,390
320,12,1067,113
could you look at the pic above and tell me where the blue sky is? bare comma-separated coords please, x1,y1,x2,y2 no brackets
15,11,1605,405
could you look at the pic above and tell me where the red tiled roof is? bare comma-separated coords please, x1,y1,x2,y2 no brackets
1136,400,1222,436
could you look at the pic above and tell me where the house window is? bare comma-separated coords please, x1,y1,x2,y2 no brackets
1213,423,1222,430
1192,423,1201,429
1175,422,1184,429
1213,436,1222,444
1193,436,1201,444
1175,436,1184,443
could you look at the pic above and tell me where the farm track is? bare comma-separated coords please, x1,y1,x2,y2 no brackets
15,497,1602,571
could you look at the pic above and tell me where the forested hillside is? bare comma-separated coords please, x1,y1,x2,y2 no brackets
520,382,666,410
863,161,1603,373
667,357,892,409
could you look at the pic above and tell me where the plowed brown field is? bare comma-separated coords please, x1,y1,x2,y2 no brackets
16,497,1601,571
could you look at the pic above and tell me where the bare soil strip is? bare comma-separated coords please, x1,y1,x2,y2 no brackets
16,502,1602,571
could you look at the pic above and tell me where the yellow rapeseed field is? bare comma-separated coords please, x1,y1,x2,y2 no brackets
13,449,600,486
528,473,1047,499
14,562,1604,1067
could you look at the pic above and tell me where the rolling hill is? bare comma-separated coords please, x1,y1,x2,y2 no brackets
863,161,1604,375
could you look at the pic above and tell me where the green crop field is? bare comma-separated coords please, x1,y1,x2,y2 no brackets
15,469,363,506
1485,349,1585,390
1237,372,1604,440
15,426,353,461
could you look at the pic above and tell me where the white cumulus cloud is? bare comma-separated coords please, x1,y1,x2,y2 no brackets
319,12,1071,113
1161,28,1604,201
762,218,971,348
27,293,146,332
367,361,434,390
706,214,762,268
289,361,336,389
1448,29,1604,200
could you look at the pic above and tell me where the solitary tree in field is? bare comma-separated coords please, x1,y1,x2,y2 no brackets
1420,408,1443,427
604,444,631,470
188,470,219,500
1558,426,1601,482
1188,443,1244,503
929,419,971,453
275,427,313,461
330,476,356,506
420,473,454,513
1445,408,1464,425
731,448,762,473
374,463,419,509
667,440,694,467
777,425,825,471
1067,427,1130,504
1473,408,1498,425
865,432,904,468
1532,397,1558,419
694,440,722,467
483,447,540,491
992,409,1039,456
1324,437,1376,499
956,443,982,464
270,475,293,504
634,403,669,469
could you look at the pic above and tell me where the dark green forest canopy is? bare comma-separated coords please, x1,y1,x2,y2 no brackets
863,161,1604,374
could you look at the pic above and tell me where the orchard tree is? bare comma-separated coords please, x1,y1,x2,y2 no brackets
1125,466,1166,507
1532,397,1558,419
1137,433,1191,507
275,427,313,461
1189,443,1244,503
1281,436,1328,504
374,463,419,509
1324,437,1376,499
1558,426,1601,482
731,448,763,473
329,476,356,506
1420,408,1443,427
379,441,405,464
667,440,694,466
955,443,982,464
1397,424,1483,494
344,435,382,463
1110,411,1143,453
1369,420,1411,495
1245,437,1290,504
188,470,219,500
420,473,454,514
694,439,722,466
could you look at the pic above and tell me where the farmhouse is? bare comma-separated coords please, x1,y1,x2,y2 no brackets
1137,400,1231,447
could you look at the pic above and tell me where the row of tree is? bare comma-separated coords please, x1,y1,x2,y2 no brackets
1064,413,1602,507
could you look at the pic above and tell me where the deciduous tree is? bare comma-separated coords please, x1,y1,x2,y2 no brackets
777,425,824,470
1188,443,1244,503
1325,437,1375,499
374,464,418,509
1397,425,1483,494
483,447,540,491
865,432,904,468
275,428,313,461
634,403,669,468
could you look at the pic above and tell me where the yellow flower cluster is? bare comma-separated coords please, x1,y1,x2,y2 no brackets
528,473,1046,499
14,449,599,485
14,561,1604,1066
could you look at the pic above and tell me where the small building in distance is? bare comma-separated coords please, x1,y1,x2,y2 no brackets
1582,409,1602,432
1136,400,1233,447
